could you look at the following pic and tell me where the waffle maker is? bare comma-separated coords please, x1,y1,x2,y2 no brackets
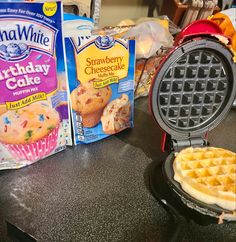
149,19,236,229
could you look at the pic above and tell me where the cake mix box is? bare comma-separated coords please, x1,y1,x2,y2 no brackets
0,1,71,170
64,16,135,144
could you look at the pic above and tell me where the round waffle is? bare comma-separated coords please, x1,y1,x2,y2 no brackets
173,147,236,211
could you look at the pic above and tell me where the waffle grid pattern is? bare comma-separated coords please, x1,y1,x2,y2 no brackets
176,148,236,195
159,50,229,130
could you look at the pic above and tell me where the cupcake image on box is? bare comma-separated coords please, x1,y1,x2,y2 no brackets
0,102,60,162
70,79,112,128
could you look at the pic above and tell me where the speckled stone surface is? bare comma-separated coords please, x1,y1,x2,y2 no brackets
0,98,236,242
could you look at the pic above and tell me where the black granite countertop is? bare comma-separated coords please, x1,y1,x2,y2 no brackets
0,98,236,242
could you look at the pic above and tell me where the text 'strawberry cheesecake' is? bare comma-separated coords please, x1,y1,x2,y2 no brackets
70,79,112,127
101,94,131,134
0,102,60,161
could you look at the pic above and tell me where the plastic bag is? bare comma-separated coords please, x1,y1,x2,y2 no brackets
124,21,173,59
155,15,181,35
135,48,169,99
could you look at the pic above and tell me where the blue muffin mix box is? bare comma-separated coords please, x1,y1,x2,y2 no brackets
64,15,135,144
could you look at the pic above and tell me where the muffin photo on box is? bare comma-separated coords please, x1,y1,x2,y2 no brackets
101,94,131,135
0,102,60,162
70,79,112,128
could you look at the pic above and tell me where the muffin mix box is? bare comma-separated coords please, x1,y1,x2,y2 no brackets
64,17,135,144
0,1,71,170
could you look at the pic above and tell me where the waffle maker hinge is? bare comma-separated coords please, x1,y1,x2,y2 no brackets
162,133,208,153
172,136,207,152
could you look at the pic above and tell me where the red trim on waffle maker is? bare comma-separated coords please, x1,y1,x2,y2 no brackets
174,20,230,46
161,132,167,153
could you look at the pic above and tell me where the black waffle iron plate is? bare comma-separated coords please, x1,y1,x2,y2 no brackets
149,38,236,223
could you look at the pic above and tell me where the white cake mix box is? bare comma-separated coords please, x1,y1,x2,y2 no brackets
0,1,71,170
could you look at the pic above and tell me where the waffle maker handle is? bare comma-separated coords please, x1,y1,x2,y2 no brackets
174,19,231,45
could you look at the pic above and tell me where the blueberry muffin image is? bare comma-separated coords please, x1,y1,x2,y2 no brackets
70,79,112,128
0,101,60,161
101,94,131,134
0,43,28,59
